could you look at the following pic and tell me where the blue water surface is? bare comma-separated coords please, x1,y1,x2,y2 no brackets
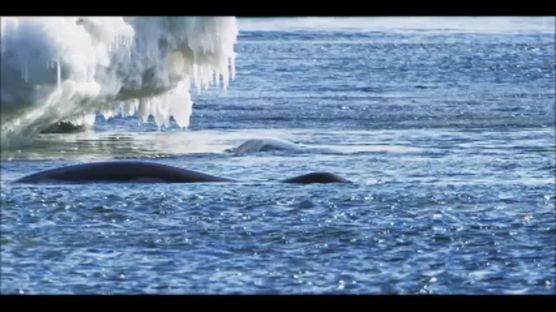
1,23,555,294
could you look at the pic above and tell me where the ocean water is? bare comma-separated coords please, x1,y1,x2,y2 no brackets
1,18,555,294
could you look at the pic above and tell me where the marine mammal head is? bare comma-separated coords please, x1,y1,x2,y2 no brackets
227,138,303,154
281,172,352,184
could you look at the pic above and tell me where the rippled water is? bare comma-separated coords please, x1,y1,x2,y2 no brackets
1,19,555,294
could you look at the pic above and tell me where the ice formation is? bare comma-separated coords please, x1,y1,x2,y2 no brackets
0,17,238,148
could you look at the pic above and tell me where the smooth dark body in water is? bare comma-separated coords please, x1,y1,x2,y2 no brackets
14,161,351,184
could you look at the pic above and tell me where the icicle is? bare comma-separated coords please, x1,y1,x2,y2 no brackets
230,56,236,81
1,17,239,148
21,61,28,83
56,59,61,90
